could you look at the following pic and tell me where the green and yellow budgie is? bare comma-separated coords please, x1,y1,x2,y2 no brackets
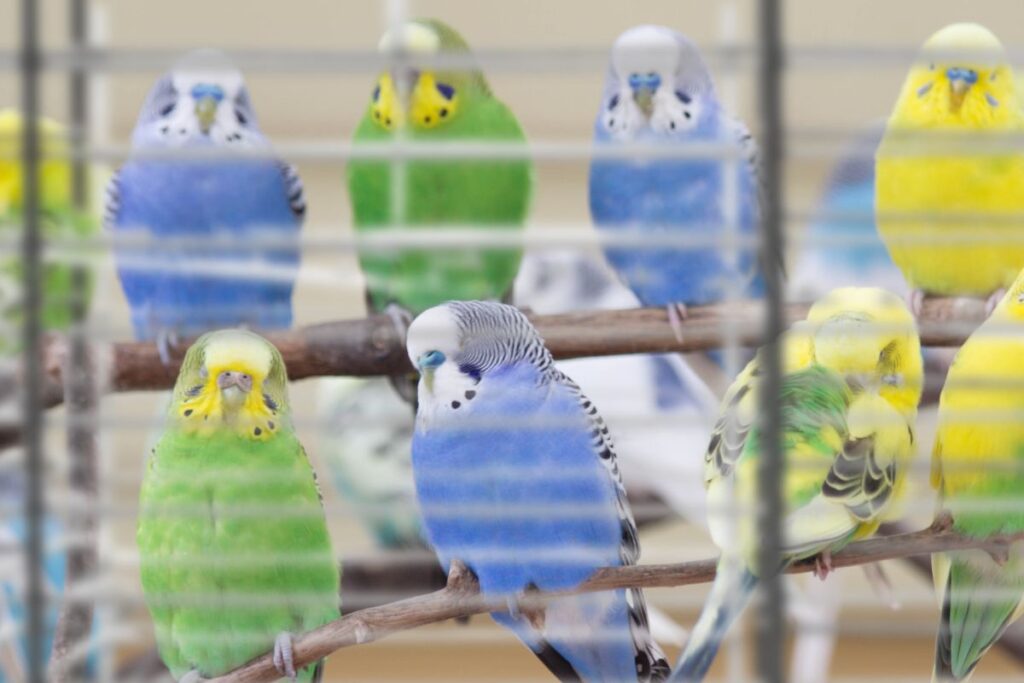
347,18,532,325
930,269,1024,681
671,288,923,682
0,109,98,353
876,23,1024,312
137,330,339,682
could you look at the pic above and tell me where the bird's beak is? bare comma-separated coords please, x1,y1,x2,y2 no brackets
194,95,219,134
632,87,656,117
391,67,422,101
949,79,970,112
420,367,435,394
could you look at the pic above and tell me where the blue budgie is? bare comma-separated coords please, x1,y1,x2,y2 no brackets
589,25,766,341
107,49,305,359
789,124,908,301
407,301,670,682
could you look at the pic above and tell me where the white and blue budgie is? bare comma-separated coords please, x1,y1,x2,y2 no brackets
589,26,765,341
407,301,670,682
107,49,305,359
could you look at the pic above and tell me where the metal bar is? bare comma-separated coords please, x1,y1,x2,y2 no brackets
18,0,45,681
49,1,99,680
755,0,787,682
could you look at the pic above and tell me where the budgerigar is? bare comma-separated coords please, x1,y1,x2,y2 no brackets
672,287,923,682
108,50,305,359
589,25,765,341
407,301,669,682
317,376,420,548
876,23,1024,313
348,19,532,402
790,124,908,301
137,329,338,681
0,109,99,354
930,270,1024,681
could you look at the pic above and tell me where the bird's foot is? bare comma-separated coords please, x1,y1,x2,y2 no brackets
987,544,1011,567
985,288,1007,316
273,632,297,680
932,511,955,532
156,329,181,366
907,289,926,317
666,302,689,343
445,558,479,594
179,670,205,683
862,563,900,610
812,550,833,581
518,585,547,631
384,303,414,344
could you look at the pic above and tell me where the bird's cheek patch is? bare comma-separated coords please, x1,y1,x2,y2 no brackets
410,73,458,130
370,73,403,131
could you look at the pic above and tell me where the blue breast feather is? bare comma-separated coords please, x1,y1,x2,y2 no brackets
412,362,623,597
589,115,763,307
112,153,300,340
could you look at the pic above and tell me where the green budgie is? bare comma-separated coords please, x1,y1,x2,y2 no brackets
0,109,98,355
137,329,339,681
347,19,532,401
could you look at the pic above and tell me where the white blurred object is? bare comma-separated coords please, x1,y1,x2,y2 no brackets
317,376,421,548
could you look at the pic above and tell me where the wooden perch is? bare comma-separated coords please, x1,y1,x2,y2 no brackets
36,294,991,400
205,520,1021,683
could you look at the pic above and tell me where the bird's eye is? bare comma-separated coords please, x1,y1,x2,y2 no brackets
675,90,692,104
235,109,248,126
608,94,619,111
929,63,936,71
1016,292,1024,303
159,103,175,117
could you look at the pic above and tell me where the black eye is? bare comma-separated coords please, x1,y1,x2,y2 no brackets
235,109,248,125
159,103,175,117
608,94,620,111
675,91,691,104
929,63,936,71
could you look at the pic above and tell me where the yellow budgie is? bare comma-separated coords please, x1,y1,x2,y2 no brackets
876,23,1024,312
0,109,98,352
930,267,1024,681
671,287,923,681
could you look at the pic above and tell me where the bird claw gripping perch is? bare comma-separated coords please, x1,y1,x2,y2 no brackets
179,670,205,683
273,632,298,680
445,558,479,594
666,302,689,343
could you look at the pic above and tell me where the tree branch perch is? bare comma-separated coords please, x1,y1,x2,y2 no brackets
204,520,1021,683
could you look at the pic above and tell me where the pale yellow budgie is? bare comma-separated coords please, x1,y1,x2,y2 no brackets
671,287,922,682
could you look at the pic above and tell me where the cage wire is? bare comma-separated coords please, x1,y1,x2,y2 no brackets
1,1,1024,682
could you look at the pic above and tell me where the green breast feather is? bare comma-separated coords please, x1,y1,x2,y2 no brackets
138,428,339,680
348,88,532,314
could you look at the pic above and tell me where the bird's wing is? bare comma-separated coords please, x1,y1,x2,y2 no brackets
103,169,121,231
279,162,307,221
704,356,761,484
730,117,786,278
555,371,671,682
822,393,908,523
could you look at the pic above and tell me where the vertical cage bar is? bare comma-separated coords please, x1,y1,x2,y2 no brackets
755,0,786,682
19,0,45,681
50,0,99,679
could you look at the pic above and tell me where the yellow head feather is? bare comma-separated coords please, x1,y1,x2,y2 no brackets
889,23,1018,130
806,287,923,416
171,329,288,440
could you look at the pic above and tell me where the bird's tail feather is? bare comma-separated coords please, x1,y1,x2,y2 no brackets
932,554,1024,683
670,562,758,683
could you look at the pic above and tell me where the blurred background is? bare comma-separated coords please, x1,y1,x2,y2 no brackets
1,0,1023,681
